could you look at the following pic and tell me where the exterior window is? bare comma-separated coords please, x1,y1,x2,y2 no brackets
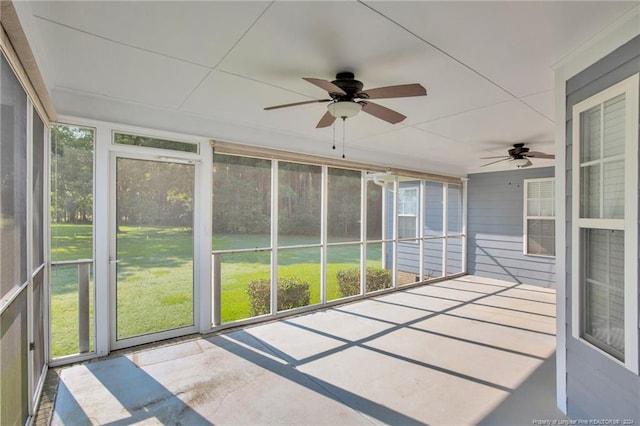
524,178,555,256
397,186,418,239
571,73,638,372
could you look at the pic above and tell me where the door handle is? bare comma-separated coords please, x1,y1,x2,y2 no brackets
109,257,122,264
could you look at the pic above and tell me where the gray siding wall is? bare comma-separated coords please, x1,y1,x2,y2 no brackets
467,167,555,287
564,35,640,420
395,181,464,278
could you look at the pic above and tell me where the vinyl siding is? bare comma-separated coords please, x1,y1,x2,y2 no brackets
467,167,556,287
393,180,461,279
564,34,640,421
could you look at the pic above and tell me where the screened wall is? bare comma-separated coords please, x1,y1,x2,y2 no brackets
43,123,466,365
211,152,466,325
0,52,48,425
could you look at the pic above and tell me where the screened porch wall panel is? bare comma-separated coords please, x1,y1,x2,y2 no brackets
396,242,421,276
467,167,556,288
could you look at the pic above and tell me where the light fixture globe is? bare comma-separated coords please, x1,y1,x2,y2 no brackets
511,157,529,168
328,101,362,119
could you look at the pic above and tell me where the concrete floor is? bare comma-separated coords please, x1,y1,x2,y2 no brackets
51,276,566,425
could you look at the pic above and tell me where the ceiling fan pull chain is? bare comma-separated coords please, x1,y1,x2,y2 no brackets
332,120,336,150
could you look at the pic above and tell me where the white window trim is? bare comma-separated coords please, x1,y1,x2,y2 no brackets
523,177,556,257
397,186,419,239
571,73,639,373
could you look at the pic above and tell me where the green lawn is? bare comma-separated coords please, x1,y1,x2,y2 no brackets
51,224,95,357
50,224,383,357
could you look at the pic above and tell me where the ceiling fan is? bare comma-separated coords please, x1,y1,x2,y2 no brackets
480,143,555,168
264,72,427,128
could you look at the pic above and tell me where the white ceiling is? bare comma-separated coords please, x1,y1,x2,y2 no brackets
16,1,638,176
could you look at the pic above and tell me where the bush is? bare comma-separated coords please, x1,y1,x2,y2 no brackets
336,267,392,297
247,277,310,316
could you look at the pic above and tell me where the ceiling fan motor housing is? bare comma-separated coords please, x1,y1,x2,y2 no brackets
331,72,364,100
508,143,529,157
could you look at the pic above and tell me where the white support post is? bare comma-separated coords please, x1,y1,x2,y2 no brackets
418,180,425,281
360,171,367,295
270,160,279,316
462,178,469,274
392,177,399,288
442,183,448,275
320,166,328,304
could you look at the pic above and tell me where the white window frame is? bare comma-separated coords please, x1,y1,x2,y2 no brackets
523,177,555,257
571,73,639,373
397,186,419,239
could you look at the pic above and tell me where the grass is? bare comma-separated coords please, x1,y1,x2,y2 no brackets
51,224,95,357
50,224,384,357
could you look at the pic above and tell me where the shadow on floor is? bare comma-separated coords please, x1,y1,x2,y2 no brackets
55,356,213,425
478,353,566,425
208,331,425,425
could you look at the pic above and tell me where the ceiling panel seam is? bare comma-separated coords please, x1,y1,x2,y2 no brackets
218,69,317,99
33,14,211,69
53,85,188,111
410,99,515,127
177,1,274,110
358,1,553,124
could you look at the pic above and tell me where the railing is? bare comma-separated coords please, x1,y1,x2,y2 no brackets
211,248,271,326
50,259,93,354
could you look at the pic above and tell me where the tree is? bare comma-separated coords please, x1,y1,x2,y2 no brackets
50,125,94,224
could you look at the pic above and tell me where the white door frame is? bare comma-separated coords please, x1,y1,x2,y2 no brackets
108,150,200,351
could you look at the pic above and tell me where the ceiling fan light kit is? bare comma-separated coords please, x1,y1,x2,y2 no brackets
511,157,530,168
327,101,362,119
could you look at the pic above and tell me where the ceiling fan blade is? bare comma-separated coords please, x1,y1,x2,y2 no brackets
524,151,555,159
480,157,510,167
357,83,426,100
361,101,406,124
303,78,346,95
480,155,509,159
264,99,331,111
316,111,336,128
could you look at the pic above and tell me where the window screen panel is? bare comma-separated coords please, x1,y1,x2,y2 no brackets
0,289,29,425
365,180,383,241
33,109,45,268
212,154,271,250
398,216,417,239
447,184,463,234
327,168,361,243
583,229,625,360
602,94,625,157
527,180,541,216
32,269,45,387
580,105,601,163
603,161,624,219
580,165,601,218
0,54,28,300
278,162,321,246
527,219,555,256
424,181,443,237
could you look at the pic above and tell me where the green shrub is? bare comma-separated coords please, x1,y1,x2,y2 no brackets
247,277,310,316
336,267,392,297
